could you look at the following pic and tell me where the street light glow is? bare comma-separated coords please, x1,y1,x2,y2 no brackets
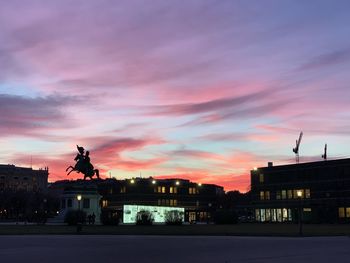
77,194,82,201
152,180,156,184
175,181,180,185
130,179,135,184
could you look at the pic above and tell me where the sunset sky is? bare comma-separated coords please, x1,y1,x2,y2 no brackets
1,0,350,192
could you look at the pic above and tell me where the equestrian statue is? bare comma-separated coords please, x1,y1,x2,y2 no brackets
66,145,100,180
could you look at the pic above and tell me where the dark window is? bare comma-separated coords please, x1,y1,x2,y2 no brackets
61,199,66,209
67,199,72,207
83,198,90,209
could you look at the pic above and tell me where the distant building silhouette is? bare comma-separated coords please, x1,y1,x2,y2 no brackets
0,164,48,192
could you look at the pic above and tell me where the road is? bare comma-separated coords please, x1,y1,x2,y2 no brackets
0,235,349,263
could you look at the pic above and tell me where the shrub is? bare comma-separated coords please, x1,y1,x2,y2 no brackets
136,210,154,225
214,210,238,224
100,210,120,225
64,210,86,225
165,210,184,225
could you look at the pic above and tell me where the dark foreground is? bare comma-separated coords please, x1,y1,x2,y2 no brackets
0,235,349,263
0,223,350,236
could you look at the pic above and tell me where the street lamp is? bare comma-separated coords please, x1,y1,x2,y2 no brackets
296,190,303,236
77,195,82,233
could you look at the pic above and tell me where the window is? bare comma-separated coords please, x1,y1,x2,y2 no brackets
282,208,288,222
265,191,270,200
287,190,293,199
259,174,264,183
174,200,177,206
303,208,311,212
276,191,281,200
260,209,265,222
102,200,108,208
189,187,197,194
276,209,282,222
339,207,345,218
170,187,177,194
281,190,287,199
260,191,265,200
346,208,350,218
162,186,166,193
255,209,260,221
157,186,162,193
120,186,126,193
83,198,90,209
158,200,161,205
305,189,311,198
293,189,304,199
67,199,72,208
266,209,271,221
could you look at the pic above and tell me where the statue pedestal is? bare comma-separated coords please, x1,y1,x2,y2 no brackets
58,182,102,224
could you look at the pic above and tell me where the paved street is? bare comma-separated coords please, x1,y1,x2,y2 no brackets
0,235,349,263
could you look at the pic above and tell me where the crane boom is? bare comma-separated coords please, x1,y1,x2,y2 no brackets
322,143,327,160
293,131,303,163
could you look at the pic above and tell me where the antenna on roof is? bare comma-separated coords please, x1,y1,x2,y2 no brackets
292,131,303,164
322,143,327,160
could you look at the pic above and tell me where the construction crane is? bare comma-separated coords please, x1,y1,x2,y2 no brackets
322,143,327,160
292,131,303,163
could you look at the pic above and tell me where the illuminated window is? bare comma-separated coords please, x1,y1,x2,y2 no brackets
276,191,281,200
303,208,311,212
293,189,304,198
265,191,270,200
102,200,108,208
260,209,265,222
255,209,260,221
277,209,282,222
266,209,271,221
282,208,288,222
189,187,197,194
174,200,177,206
259,174,264,183
260,191,265,200
346,208,350,218
339,207,345,218
305,189,311,198
272,209,276,222
157,186,162,193
120,186,126,193
281,190,287,199
170,187,177,194
170,200,173,206
162,186,166,193
287,190,293,199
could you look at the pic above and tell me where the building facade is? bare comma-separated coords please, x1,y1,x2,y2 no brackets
98,178,224,223
251,159,350,223
50,177,224,224
0,164,48,192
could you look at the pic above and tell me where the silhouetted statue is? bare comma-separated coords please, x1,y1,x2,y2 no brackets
66,145,100,180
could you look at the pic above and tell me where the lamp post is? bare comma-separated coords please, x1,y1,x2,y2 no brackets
297,190,303,236
77,195,82,233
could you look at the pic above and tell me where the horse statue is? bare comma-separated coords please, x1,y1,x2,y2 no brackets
66,145,100,180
